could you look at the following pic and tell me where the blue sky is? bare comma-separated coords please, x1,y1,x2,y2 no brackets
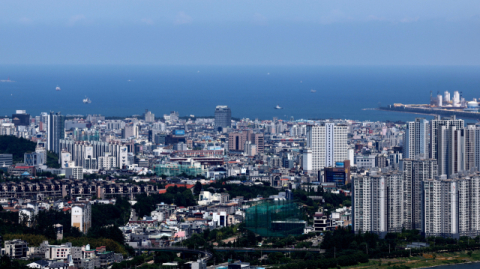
1,0,479,65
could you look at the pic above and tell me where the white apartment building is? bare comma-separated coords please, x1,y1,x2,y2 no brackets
437,125,465,177
386,172,404,232
430,115,464,161
457,176,480,237
352,174,373,233
71,202,92,233
65,166,83,180
401,158,438,230
98,153,117,170
61,151,74,168
404,118,428,159
370,174,387,235
422,176,458,238
353,171,404,236
290,124,307,137
304,123,348,172
60,140,130,170
106,120,125,130
45,245,71,260
244,141,257,157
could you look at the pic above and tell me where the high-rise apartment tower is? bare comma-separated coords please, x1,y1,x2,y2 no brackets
214,106,231,130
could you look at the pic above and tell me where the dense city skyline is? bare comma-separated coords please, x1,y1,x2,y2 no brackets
2,1,480,269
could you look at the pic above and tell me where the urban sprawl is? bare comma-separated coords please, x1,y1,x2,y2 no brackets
2,106,480,269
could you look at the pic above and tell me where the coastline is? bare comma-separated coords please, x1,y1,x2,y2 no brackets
369,108,440,118
376,107,480,121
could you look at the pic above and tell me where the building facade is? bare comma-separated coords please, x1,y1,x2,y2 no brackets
401,158,437,230
305,124,348,172
422,176,458,238
404,118,429,159
71,202,92,233
430,115,464,162
47,112,65,154
214,105,231,130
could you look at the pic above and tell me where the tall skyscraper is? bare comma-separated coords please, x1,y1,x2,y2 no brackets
457,176,480,237
401,158,437,230
422,176,458,238
437,125,465,177
464,125,476,172
404,118,428,159
386,171,404,232
352,173,374,233
353,170,480,239
430,115,464,161
214,105,231,130
47,112,65,154
475,125,480,171
370,174,387,235
422,174,480,239
305,123,348,171
352,171,403,236
460,176,480,237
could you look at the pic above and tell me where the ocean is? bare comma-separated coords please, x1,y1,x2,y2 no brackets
0,65,479,122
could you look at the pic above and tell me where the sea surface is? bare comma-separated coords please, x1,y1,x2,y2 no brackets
0,65,479,122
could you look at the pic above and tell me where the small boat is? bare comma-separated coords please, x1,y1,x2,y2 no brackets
310,89,316,93
275,105,283,110
83,96,91,104
0,77,14,83
56,86,61,91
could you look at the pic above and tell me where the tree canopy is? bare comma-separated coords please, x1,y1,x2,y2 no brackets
134,186,196,217
0,135,60,168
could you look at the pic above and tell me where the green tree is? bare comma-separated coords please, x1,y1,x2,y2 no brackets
0,255,28,269
46,151,61,168
194,181,202,196
0,136,35,163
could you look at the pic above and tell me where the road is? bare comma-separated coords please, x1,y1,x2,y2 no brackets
135,246,324,254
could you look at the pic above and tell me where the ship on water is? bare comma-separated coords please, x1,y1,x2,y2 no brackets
0,77,14,83
275,105,283,109
83,97,91,104
56,86,61,91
